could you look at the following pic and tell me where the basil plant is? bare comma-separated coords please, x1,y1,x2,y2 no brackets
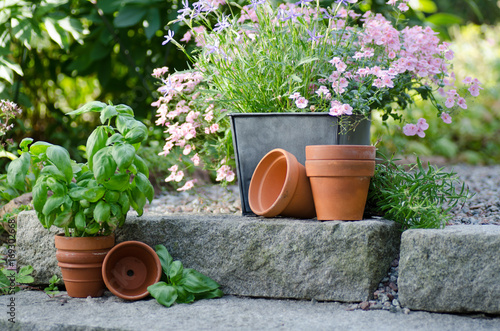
8,101,154,237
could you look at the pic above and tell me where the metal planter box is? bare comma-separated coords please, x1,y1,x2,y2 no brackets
229,113,371,215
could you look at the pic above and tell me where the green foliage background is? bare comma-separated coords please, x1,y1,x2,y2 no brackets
1,0,500,197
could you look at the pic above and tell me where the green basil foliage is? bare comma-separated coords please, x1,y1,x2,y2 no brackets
6,101,154,237
147,245,223,307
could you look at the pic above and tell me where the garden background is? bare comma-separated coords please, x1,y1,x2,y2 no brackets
1,0,500,202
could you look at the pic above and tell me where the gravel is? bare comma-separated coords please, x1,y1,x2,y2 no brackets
143,164,499,313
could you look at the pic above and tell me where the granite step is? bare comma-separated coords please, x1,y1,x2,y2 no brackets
17,211,400,303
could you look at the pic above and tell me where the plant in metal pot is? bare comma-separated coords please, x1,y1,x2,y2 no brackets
7,101,154,297
151,0,482,209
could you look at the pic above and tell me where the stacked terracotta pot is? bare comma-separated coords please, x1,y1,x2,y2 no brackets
305,145,376,221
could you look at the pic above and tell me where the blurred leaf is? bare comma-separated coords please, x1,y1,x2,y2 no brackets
426,13,463,26
114,6,147,28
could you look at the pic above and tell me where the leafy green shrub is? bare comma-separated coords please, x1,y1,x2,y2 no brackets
366,153,469,229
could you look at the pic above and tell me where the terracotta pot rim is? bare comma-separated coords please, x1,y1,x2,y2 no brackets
102,241,162,301
305,160,375,177
249,149,300,217
306,145,376,160
55,233,115,250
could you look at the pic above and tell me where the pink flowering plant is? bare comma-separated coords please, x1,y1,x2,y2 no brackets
153,0,481,189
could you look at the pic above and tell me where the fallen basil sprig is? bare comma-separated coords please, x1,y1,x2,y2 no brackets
147,245,223,307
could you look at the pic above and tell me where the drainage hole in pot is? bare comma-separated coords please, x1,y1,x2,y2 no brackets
127,270,134,277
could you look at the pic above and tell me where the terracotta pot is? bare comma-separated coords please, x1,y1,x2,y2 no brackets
102,241,162,301
55,234,115,298
306,145,376,160
248,148,316,218
305,145,376,221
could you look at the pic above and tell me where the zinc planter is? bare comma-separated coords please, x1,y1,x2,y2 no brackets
230,113,371,215
102,241,162,301
248,148,316,219
55,234,115,298
305,145,376,221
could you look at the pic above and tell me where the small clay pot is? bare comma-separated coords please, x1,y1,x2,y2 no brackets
248,148,316,218
305,145,376,160
55,234,115,298
305,145,376,221
102,241,162,301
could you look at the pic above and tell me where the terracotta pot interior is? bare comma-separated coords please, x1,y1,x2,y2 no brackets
258,156,288,211
103,242,161,300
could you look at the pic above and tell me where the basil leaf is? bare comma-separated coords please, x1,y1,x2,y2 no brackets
115,104,134,116
100,105,118,124
180,269,220,294
7,152,31,191
67,101,107,116
93,147,116,182
32,182,48,214
168,260,183,284
133,154,149,178
112,143,135,170
102,173,130,191
94,200,111,224
42,196,65,216
53,209,73,227
155,244,173,276
75,211,86,231
87,126,108,170
124,124,147,144
134,172,154,203
29,141,53,156
174,285,195,304
118,191,131,214
147,282,178,308
129,186,146,216
46,145,73,184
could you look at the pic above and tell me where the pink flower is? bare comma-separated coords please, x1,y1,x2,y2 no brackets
216,165,235,182
180,31,192,43
398,3,409,12
289,92,301,100
457,97,467,109
462,76,472,84
441,112,452,124
183,144,192,155
210,123,219,133
177,179,197,191
403,124,418,136
295,97,308,109
445,97,454,108
417,118,429,131
191,153,200,166
444,49,454,61
468,84,482,97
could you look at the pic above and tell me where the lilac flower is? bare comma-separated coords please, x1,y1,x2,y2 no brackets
178,0,190,18
306,27,324,42
162,30,175,45
213,14,230,33
295,0,313,5
250,0,266,9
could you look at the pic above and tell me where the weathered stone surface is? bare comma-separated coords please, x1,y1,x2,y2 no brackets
17,211,400,302
399,225,500,314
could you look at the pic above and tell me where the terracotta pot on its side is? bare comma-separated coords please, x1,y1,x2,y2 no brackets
55,234,115,298
102,241,162,301
305,145,376,221
249,148,316,219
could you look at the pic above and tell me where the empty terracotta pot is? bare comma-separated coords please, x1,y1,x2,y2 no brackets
102,241,162,301
305,145,376,221
248,148,316,218
55,234,115,298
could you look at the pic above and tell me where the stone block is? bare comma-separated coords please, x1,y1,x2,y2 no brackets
399,225,500,314
17,211,400,302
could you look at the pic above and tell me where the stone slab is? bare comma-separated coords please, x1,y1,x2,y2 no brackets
399,225,500,314
17,211,400,303
2,291,500,331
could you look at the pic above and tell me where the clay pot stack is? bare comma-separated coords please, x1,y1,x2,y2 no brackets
305,145,376,221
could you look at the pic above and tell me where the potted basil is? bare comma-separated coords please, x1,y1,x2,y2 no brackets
8,101,154,297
